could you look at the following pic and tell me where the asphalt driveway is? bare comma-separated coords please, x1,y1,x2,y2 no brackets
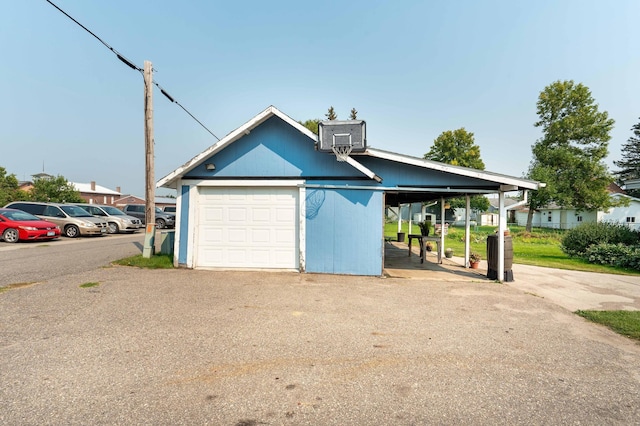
1,265,639,425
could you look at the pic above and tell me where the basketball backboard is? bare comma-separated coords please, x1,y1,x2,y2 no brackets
317,120,367,154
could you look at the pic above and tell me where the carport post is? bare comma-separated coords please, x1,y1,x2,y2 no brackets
464,195,470,267
439,197,445,263
498,191,506,281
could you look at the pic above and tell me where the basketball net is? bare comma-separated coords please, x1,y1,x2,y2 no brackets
332,144,352,162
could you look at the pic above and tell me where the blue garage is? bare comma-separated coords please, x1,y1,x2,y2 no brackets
158,106,541,276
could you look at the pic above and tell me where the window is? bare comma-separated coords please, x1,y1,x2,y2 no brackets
547,213,552,222
627,217,636,223
576,216,583,222
9,202,44,215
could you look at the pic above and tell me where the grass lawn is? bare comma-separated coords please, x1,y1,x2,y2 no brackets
113,253,174,269
385,222,640,276
576,310,640,341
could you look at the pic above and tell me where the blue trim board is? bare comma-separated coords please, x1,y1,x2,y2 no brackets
178,185,190,265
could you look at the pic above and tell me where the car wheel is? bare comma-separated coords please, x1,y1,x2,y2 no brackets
108,222,119,234
156,218,166,229
65,225,80,238
2,228,19,243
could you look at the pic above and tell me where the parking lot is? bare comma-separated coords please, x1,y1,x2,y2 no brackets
1,260,639,424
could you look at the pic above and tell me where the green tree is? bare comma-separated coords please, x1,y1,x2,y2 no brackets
0,167,26,206
424,128,485,169
526,80,615,231
614,117,640,197
424,128,489,211
30,175,84,203
325,106,337,120
299,119,320,134
349,108,358,120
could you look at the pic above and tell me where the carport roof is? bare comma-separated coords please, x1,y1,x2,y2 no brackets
352,148,543,204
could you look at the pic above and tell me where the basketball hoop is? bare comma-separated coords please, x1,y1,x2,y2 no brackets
318,120,366,161
332,144,352,161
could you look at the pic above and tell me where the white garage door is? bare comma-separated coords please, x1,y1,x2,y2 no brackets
196,187,299,269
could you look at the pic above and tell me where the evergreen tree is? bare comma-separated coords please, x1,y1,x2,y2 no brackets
325,106,337,120
614,118,640,197
349,108,358,120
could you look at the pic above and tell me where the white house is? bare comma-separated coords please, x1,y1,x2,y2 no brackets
515,191,640,231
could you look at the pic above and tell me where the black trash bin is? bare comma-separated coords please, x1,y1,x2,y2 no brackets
486,234,514,281
397,232,406,243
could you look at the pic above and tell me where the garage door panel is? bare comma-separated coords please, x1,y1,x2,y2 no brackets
196,187,299,269
229,192,247,201
276,208,294,222
228,208,247,221
203,207,223,221
201,227,224,243
252,208,271,222
252,229,271,243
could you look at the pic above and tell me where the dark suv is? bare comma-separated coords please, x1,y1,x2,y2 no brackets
122,204,175,229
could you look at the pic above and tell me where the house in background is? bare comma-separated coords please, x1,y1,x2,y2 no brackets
113,195,177,210
514,184,640,230
158,106,542,276
18,172,55,192
155,196,177,210
113,194,145,208
71,181,121,206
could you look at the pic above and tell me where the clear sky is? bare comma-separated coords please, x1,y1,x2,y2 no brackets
2,1,639,197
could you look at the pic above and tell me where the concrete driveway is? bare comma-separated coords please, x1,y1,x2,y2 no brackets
385,241,640,312
1,263,639,425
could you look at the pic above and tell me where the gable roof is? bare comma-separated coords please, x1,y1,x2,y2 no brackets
157,105,544,199
71,182,121,195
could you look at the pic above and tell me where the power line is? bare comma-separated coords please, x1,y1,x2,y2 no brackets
154,82,220,141
44,0,220,141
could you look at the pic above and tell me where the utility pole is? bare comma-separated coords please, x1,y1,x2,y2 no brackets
142,60,155,258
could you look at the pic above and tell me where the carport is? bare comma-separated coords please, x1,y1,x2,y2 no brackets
351,148,542,280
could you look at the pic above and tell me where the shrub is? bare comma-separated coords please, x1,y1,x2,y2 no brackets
584,243,640,270
561,222,640,257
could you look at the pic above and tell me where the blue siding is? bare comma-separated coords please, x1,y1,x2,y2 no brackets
173,110,512,275
178,185,190,265
185,116,361,179
305,188,383,275
357,156,492,188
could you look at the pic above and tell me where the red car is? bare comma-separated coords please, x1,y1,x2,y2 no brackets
0,208,61,243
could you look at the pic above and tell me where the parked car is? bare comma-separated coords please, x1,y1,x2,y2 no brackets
122,204,175,229
162,205,176,214
0,208,61,243
75,203,143,234
4,201,108,238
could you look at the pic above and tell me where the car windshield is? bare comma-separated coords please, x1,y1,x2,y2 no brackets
155,207,164,214
60,205,93,217
1,210,40,221
102,206,125,216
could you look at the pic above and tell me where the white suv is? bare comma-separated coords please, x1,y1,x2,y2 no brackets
75,203,143,234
